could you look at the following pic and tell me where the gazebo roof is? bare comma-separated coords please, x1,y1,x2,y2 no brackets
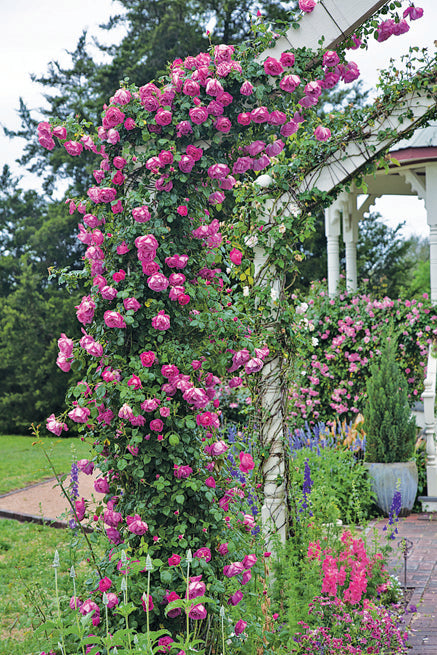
389,121,437,165
392,121,437,151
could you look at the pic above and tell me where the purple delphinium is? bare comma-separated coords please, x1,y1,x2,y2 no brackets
69,460,79,529
299,458,313,516
383,490,402,539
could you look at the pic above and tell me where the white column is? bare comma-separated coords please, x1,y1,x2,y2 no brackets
421,163,437,511
342,194,359,293
325,201,341,297
425,164,437,304
253,175,296,544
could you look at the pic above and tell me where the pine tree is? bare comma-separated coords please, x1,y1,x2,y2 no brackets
364,338,416,463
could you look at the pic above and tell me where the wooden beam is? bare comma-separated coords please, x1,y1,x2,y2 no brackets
299,92,437,196
259,0,389,60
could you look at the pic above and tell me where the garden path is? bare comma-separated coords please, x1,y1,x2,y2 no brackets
0,483,436,652
369,514,437,654
0,472,99,527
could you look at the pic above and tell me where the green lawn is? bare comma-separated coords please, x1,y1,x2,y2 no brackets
0,519,105,655
0,435,91,495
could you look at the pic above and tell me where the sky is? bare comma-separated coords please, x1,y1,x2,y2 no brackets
1,0,436,239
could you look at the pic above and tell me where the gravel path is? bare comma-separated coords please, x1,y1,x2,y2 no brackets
0,472,100,524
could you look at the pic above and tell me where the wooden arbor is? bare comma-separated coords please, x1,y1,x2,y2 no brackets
255,0,437,540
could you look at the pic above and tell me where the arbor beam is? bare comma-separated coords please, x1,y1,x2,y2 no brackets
299,92,437,196
259,0,389,60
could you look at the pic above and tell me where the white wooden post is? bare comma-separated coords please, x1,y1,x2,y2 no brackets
421,349,437,511
253,175,298,544
325,201,341,297
342,195,358,293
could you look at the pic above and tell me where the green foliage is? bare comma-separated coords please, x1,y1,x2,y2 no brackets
290,447,376,524
356,213,416,298
0,260,81,433
364,337,416,463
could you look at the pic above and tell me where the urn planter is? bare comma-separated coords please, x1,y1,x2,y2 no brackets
365,461,418,517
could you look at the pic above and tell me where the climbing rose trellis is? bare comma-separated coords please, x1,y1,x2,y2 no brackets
38,0,427,639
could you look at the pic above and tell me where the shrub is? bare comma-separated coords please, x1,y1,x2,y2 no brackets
364,338,416,463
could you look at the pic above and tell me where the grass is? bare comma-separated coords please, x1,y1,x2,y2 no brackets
0,519,105,655
0,435,91,495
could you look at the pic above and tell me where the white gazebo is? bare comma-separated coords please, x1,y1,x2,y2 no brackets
325,121,437,300
324,122,437,512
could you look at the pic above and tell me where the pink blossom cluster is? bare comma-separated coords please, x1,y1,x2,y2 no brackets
308,530,389,606
290,289,435,424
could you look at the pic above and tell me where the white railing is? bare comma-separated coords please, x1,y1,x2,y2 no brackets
420,347,437,511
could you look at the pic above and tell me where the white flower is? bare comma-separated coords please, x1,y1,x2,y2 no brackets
296,302,308,315
278,223,286,234
244,234,258,248
271,288,279,301
243,286,250,297
312,337,319,347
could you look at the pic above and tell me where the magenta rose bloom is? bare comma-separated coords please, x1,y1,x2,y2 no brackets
215,117,232,133
238,112,252,126
189,106,209,125
235,619,248,635
245,357,264,374
239,452,255,473
147,273,169,292
168,554,181,566
152,310,171,331
250,107,269,123
150,418,164,432
94,477,110,494
223,562,245,577
46,414,68,436
123,297,141,311
194,547,212,562
98,577,112,592
155,109,172,126
189,604,207,620
279,74,301,93
228,590,244,606
242,554,257,568
240,80,254,96
102,106,125,128
263,57,284,76
299,0,316,12
75,295,96,325
174,465,193,479
179,155,196,173
127,514,148,535
104,311,127,328
68,406,90,423
229,248,243,265
64,140,83,156
140,351,156,367
314,125,331,141
106,527,122,544
77,459,94,475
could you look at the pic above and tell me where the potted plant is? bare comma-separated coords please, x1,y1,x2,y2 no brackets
363,337,418,516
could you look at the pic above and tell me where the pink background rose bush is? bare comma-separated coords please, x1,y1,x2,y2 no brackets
289,281,435,426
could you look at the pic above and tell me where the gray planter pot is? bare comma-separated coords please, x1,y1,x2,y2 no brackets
365,461,418,517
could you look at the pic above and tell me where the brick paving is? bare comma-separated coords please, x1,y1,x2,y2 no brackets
369,514,437,654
